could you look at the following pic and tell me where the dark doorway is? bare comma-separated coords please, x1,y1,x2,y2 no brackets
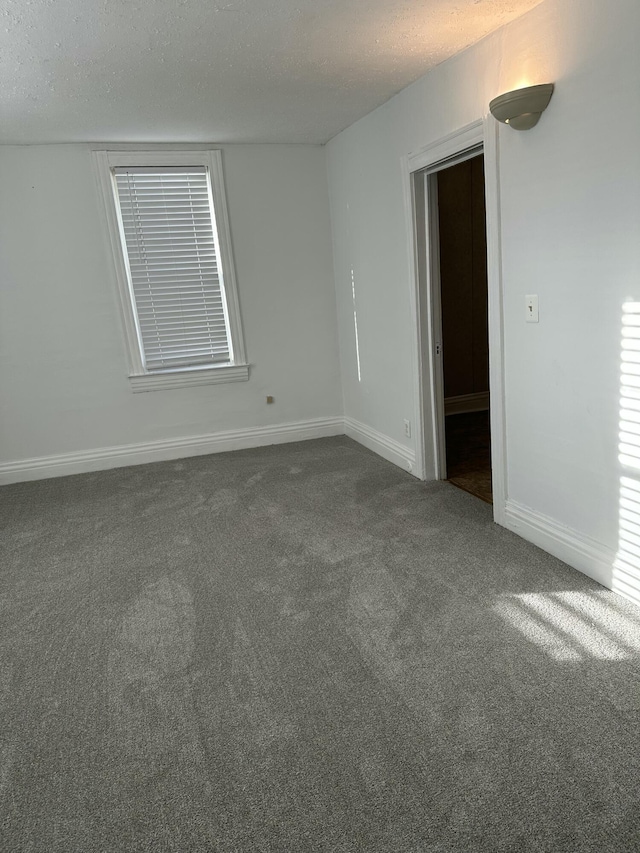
437,154,492,503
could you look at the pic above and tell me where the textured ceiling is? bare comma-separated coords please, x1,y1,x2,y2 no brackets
1,0,545,144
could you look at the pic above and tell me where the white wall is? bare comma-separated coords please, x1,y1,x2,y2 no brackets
0,144,342,473
327,0,640,586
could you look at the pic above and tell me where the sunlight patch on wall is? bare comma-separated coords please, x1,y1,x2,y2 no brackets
351,268,362,383
615,303,640,606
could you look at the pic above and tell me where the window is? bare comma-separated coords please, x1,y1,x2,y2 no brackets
94,150,248,392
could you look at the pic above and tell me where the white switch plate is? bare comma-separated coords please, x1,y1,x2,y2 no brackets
525,294,539,323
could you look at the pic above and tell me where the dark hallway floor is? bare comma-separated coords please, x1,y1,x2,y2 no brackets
445,409,492,503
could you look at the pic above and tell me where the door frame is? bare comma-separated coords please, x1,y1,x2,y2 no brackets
403,118,507,524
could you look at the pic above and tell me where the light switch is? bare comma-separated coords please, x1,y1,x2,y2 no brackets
525,294,539,323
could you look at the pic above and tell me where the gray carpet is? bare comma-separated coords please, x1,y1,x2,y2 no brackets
2,436,640,852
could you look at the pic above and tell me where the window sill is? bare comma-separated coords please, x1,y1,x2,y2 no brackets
129,363,250,393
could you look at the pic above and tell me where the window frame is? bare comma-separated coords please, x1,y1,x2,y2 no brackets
93,149,248,392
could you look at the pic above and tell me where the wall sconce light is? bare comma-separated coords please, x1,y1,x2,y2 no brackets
489,83,554,130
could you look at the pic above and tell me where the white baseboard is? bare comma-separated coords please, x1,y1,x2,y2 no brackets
444,391,490,416
0,416,344,485
0,416,418,485
0,418,620,598
344,417,416,475
504,499,614,591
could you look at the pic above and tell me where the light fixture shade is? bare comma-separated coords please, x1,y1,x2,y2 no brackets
489,83,554,130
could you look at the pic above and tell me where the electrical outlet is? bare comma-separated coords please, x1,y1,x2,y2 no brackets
403,419,411,438
266,395,274,404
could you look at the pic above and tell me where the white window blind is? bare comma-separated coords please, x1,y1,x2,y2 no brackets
113,165,233,371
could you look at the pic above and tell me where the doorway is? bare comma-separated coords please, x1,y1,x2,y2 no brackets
407,120,505,520
436,154,492,503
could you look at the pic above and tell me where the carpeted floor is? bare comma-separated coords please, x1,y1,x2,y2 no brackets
2,436,640,852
